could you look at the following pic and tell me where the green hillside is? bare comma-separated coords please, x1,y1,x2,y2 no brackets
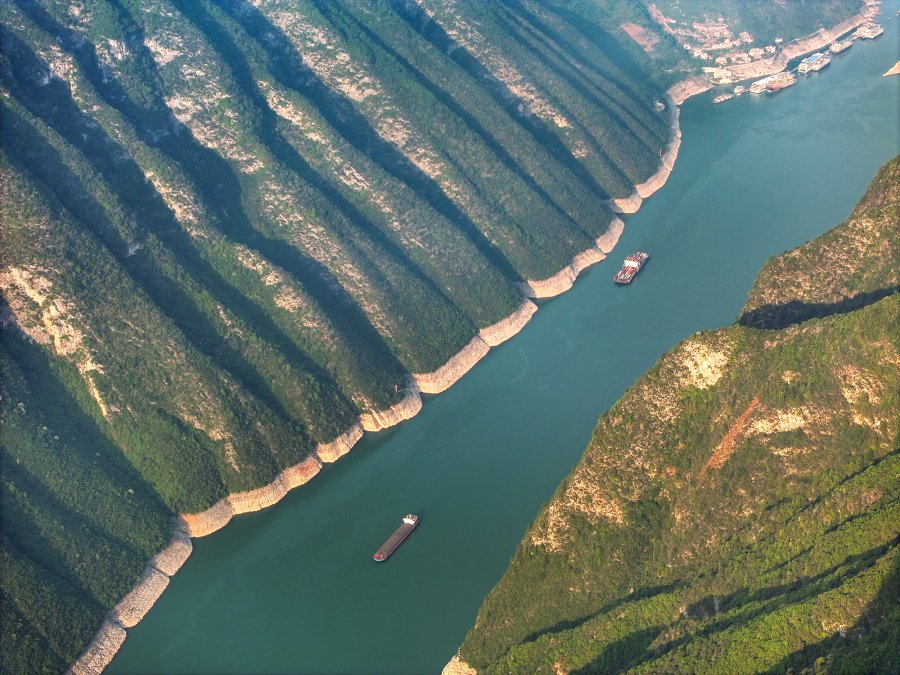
0,0,868,671
0,0,675,669
456,158,900,673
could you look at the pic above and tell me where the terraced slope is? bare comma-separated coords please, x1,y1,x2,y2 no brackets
452,158,899,674
0,0,679,670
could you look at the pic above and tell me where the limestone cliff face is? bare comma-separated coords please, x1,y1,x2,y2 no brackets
596,217,626,255
359,390,423,432
479,299,538,347
67,621,126,675
413,336,491,394
180,456,322,537
316,424,365,463
668,76,714,106
610,105,681,214
521,217,626,298
67,531,192,675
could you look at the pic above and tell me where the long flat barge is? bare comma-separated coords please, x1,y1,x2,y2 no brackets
373,514,419,562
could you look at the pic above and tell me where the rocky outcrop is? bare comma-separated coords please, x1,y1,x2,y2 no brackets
414,336,491,394
68,620,126,675
150,530,192,576
596,217,626,254
112,568,169,628
316,423,364,462
521,217,626,298
479,299,538,347
668,75,714,106
610,105,682,214
179,455,321,537
359,389,423,432
67,530,192,675
442,654,478,675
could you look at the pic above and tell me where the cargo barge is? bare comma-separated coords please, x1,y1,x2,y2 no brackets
373,514,419,562
798,52,831,73
765,71,797,92
855,22,884,39
613,252,650,284
829,39,852,54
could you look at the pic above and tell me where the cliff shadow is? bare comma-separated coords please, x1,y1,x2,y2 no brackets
521,581,687,646
760,547,900,674
216,0,523,285
0,28,362,436
738,286,900,329
573,625,666,675
322,4,588,239
499,0,665,148
386,0,612,201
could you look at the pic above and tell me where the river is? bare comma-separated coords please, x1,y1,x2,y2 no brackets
110,10,899,673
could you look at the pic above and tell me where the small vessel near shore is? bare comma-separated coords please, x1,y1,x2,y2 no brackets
855,22,884,39
373,514,419,562
713,92,735,104
798,52,831,73
830,39,853,54
750,74,779,93
766,71,797,92
613,252,650,285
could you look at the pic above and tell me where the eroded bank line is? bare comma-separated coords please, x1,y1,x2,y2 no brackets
69,83,684,675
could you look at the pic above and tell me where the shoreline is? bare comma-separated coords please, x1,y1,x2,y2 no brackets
667,8,870,100
72,56,686,675
437,7,876,673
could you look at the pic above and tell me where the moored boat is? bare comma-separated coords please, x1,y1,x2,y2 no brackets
750,74,779,93
855,22,884,39
830,39,852,53
713,92,735,104
733,85,746,96
798,52,831,73
766,71,797,92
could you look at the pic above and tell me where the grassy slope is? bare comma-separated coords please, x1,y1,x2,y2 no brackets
0,1,671,669
0,1,867,670
458,158,899,673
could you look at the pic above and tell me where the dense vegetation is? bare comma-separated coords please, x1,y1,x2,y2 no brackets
457,157,899,673
0,0,675,669
650,0,861,46
0,1,867,671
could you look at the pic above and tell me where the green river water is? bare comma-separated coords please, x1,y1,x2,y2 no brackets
110,12,899,674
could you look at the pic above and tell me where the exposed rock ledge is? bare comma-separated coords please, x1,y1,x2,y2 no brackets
442,654,478,675
68,530,192,675
413,335,491,394
360,388,423,432
609,104,682,214
479,298,538,347
179,455,322,537
71,50,686,671
520,217,626,298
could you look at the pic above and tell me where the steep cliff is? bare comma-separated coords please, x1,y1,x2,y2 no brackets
453,158,899,674
0,0,869,671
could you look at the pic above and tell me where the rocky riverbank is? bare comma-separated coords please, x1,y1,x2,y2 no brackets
669,9,869,97
520,217,626,297
68,532,193,675
69,64,689,675
609,105,682,214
